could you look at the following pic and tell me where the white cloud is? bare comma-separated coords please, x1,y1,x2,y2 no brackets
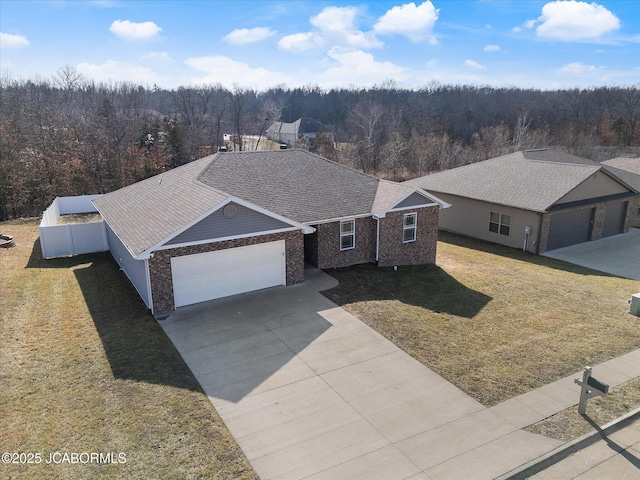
185,56,290,90
483,45,500,53
77,60,160,84
535,1,620,41
464,59,484,70
311,6,381,49
278,32,320,52
139,51,172,62
558,62,597,74
223,27,276,45
318,47,405,87
0,32,30,49
513,18,536,34
110,20,163,41
279,6,381,52
374,1,439,43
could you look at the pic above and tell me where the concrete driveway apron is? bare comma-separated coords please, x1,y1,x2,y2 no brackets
542,228,640,280
160,268,562,480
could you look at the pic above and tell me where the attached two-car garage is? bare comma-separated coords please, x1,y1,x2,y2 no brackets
171,240,286,308
547,208,594,251
546,201,628,251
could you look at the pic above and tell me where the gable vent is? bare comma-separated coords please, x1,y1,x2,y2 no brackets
223,204,238,219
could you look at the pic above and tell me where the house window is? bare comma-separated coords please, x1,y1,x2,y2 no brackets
489,212,511,236
403,213,417,243
340,219,355,250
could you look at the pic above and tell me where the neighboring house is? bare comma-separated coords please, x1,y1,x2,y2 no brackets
601,157,640,228
93,149,448,314
405,149,640,254
266,118,333,151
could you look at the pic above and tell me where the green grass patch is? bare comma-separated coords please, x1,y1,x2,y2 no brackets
322,231,640,407
0,220,257,480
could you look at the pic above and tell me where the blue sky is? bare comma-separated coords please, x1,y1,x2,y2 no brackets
1,0,638,90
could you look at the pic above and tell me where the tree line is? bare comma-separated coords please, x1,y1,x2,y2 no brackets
0,68,638,221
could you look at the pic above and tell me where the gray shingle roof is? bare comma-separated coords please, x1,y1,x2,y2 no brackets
293,118,329,134
94,149,445,259
404,150,613,212
602,157,640,175
197,150,381,223
602,158,640,192
94,156,229,257
371,181,441,214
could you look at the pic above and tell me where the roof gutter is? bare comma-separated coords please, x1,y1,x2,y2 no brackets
303,212,373,226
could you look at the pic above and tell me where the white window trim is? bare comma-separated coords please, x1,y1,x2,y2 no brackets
340,219,355,251
403,212,417,243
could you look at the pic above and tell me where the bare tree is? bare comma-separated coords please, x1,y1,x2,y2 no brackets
254,99,282,150
54,65,84,91
608,85,640,146
512,112,532,150
346,97,385,173
230,85,249,151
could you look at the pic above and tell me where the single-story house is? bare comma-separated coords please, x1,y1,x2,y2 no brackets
266,118,334,151
601,157,640,228
404,149,640,254
93,149,448,314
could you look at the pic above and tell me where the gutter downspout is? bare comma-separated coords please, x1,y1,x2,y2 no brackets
374,215,380,262
536,214,544,254
145,257,154,315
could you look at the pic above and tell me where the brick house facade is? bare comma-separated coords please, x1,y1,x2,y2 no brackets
378,206,439,267
303,205,440,270
94,150,449,313
149,231,304,313
306,217,377,269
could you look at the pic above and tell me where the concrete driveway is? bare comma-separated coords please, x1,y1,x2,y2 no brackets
542,228,640,280
160,268,562,480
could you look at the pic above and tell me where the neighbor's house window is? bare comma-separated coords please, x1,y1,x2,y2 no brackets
403,213,417,243
340,219,355,250
489,212,511,236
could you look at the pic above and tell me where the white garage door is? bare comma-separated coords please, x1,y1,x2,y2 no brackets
171,240,286,308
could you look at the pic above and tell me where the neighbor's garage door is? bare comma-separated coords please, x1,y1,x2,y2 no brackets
602,201,627,238
171,240,285,308
547,208,594,251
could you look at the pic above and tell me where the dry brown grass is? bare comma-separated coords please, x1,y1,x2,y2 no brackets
524,378,640,441
0,220,257,480
322,231,640,406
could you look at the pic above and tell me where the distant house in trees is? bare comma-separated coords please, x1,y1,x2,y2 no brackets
266,118,334,152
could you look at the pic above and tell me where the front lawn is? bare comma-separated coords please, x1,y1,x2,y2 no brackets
322,231,640,407
0,220,257,480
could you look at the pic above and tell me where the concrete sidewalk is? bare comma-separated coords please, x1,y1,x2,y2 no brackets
507,408,640,479
160,268,640,479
